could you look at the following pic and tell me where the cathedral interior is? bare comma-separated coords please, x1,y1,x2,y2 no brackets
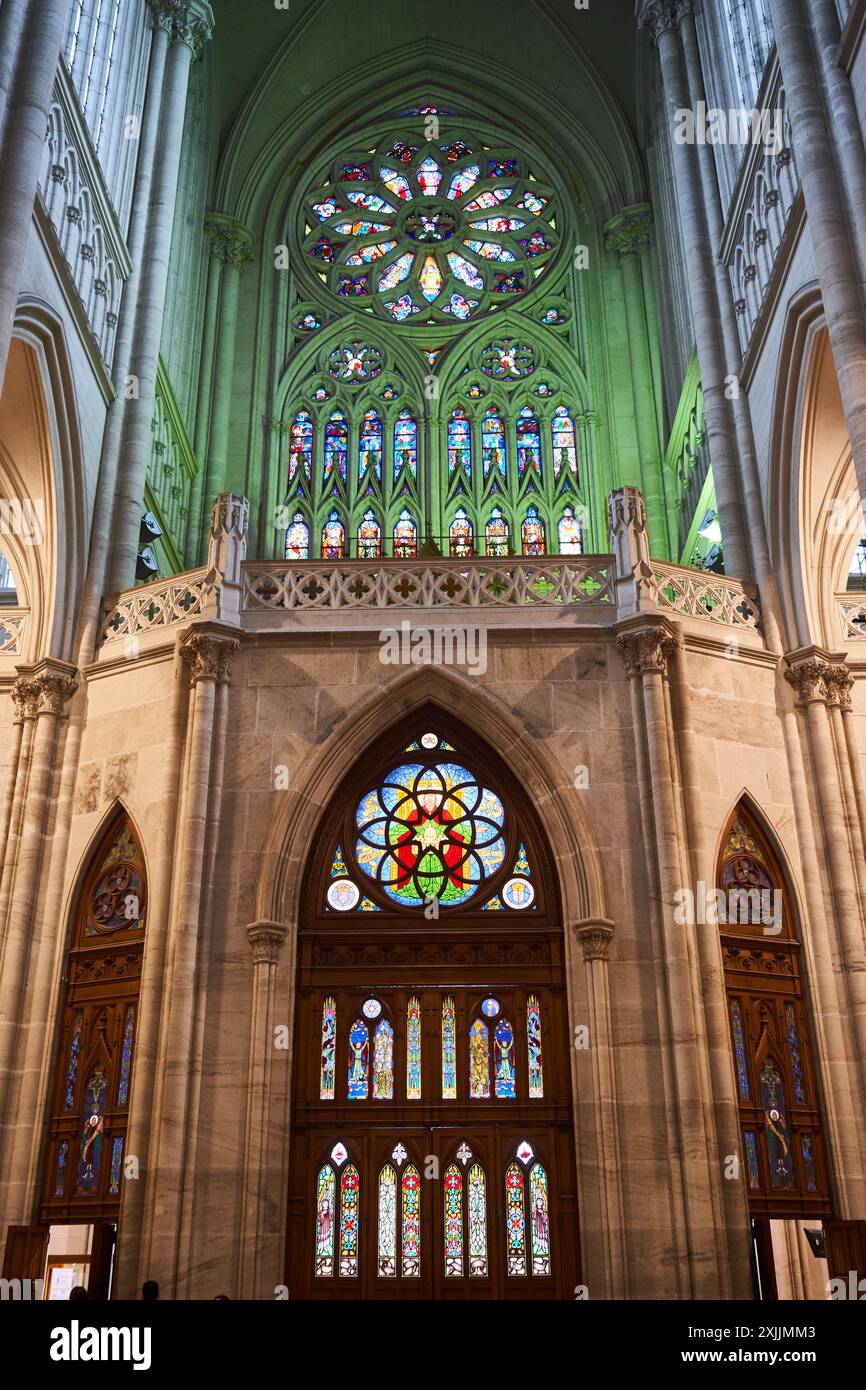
0,0,865,1305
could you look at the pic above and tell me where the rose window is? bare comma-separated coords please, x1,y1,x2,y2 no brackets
302,131,559,323
354,758,506,907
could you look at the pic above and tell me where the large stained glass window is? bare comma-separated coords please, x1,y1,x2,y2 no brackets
378,1165,398,1275
402,1165,421,1276
348,1018,369,1099
407,996,422,1099
527,995,543,1098
302,130,558,322
442,995,457,1099
339,1165,361,1276
468,1164,488,1276
529,1164,551,1275
469,1018,490,1099
320,996,336,1100
354,759,506,908
372,1018,394,1099
444,1165,464,1276
494,1018,516,1099
315,1165,336,1276
505,1163,527,1276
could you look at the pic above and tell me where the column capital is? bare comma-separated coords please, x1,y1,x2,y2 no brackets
636,0,691,44
12,659,78,719
784,647,853,710
149,1,214,57
573,918,615,962
246,920,288,966
616,615,682,679
179,623,240,686
204,212,255,267
604,204,653,258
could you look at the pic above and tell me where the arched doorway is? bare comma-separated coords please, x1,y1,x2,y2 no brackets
286,707,580,1299
718,806,833,1298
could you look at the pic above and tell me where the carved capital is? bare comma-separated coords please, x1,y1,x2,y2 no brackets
604,205,653,258
205,214,255,267
574,918,615,963
637,0,689,44
180,626,240,686
12,661,78,719
784,648,852,709
149,0,213,56
616,617,682,678
247,920,288,966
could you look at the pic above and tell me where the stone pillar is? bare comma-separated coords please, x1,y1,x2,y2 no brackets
185,236,223,565
137,620,238,1294
604,206,670,558
0,0,30,150
195,216,254,562
637,0,751,579
75,9,173,661
767,0,866,500
617,616,732,1297
573,918,629,1298
0,0,68,396
0,662,78,1137
107,1,215,594
784,651,866,1071
808,0,866,298
238,921,288,1300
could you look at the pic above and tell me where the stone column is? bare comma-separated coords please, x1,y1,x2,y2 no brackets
107,1,215,594
137,620,238,1294
573,918,629,1298
784,651,866,1071
0,0,30,150
238,921,288,1300
185,235,223,565
604,206,670,558
195,216,254,563
808,0,866,297
0,662,78,1137
75,8,173,661
637,0,750,579
0,0,68,395
767,0,866,500
617,616,732,1296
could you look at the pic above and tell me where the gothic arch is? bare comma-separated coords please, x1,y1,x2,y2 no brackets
255,664,607,931
768,285,859,650
0,301,87,663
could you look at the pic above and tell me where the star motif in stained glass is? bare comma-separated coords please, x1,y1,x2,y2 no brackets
456,1142,472,1166
413,818,450,853
392,1143,408,1166
516,1141,534,1165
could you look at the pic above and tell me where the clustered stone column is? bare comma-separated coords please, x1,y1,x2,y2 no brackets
637,0,750,580
0,661,78,1215
187,214,254,566
132,620,239,1296
767,0,866,500
238,921,289,1300
784,651,866,1070
604,205,670,559
572,918,629,1298
617,615,746,1297
107,0,215,594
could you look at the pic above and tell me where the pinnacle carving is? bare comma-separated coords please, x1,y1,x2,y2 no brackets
180,629,240,686
617,621,681,678
785,653,854,710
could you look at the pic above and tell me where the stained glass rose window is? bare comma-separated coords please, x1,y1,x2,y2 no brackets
354,759,506,906
302,130,558,323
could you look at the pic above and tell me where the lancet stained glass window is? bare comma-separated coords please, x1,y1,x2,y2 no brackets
372,1017,394,1099
402,1165,421,1275
320,996,336,1100
378,1165,397,1275
527,995,543,1098
442,995,457,1099
505,1163,527,1276
348,1018,369,1099
407,996,422,1099
339,1165,360,1275
468,1164,488,1276
444,1164,464,1276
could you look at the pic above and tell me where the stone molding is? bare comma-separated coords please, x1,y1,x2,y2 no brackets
247,920,288,966
179,625,240,686
616,615,682,678
784,648,854,711
574,918,615,962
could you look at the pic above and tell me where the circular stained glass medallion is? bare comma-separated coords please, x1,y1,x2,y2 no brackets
362,998,382,1019
327,878,361,911
481,997,500,1018
354,760,506,908
501,876,535,910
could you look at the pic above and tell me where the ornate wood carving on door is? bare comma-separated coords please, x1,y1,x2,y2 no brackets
39,813,147,1223
286,709,580,1299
